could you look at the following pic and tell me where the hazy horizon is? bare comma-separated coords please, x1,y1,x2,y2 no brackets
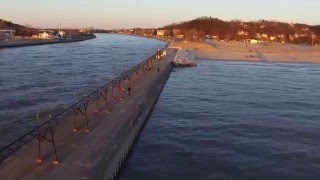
1,0,320,29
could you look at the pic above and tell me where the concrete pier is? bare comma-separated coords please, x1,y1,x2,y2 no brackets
0,35,96,49
0,48,176,180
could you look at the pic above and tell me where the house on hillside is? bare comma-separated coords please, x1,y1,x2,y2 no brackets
259,25,266,29
237,31,248,36
205,35,212,39
289,35,295,42
270,36,276,42
36,30,55,39
256,33,262,39
39,31,51,39
302,28,309,32
0,29,15,40
294,33,307,38
157,30,166,36
58,30,66,38
247,39,260,44
173,29,182,38
261,34,269,39
212,35,219,40
240,22,248,28
80,29,88,34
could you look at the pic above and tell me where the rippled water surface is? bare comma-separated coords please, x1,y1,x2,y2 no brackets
121,60,320,179
2,34,320,179
0,34,165,147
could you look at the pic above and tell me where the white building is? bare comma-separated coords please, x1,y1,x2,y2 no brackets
237,31,248,36
80,29,92,34
261,34,269,39
240,22,248,28
247,39,260,44
58,30,66,38
259,25,266,29
38,30,55,39
39,31,51,39
212,35,219,40
157,30,166,36
0,30,15,40
270,36,276,42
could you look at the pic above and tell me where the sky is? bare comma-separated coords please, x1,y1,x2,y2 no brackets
0,0,319,29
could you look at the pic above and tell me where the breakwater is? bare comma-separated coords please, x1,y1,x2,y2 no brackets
96,54,174,179
0,34,96,49
172,48,197,67
0,42,176,179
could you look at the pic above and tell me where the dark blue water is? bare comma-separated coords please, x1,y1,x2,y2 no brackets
120,60,320,179
2,34,320,179
0,34,165,147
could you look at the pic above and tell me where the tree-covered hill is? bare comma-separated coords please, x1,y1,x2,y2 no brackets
163,17,319,44
0,19,38,36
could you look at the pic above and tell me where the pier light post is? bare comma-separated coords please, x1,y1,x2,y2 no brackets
36,137,43,164
84,100,90,133
35,115,59,165
142,65,146,78
73,109,79,133
128,75,132,87
95,93,100,113
105,88,110,114
126,72,132,88
35,114,43,164
134,68,141,85
72,101,90,133
126,73,133,96
140,67,144,78
111,85,115,100
149,59,152,67
128,72,132,86
148,60,152,70
118,80,125,101
50,124,59,165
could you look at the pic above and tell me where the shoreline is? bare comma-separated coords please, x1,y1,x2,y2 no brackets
0,46,174,179
194,56,320,65
0,35,96,49
169,40,320,64
111,32,170,43
112,33,320,64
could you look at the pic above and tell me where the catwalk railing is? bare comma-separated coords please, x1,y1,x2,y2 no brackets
0,44,168,164
94,61,174,178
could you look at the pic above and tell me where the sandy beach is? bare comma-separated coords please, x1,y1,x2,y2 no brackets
170,40,320,63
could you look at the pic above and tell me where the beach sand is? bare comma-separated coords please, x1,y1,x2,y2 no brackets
169,40,320,63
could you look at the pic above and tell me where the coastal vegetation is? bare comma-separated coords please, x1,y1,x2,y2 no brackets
0,19,96,48
0,19,38,36
163,17,320,44
0,19,95,38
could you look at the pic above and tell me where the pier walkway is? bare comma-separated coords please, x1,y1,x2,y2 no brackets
0,47,176,179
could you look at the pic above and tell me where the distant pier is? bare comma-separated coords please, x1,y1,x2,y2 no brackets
0,46,177,179
0,34,96,49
